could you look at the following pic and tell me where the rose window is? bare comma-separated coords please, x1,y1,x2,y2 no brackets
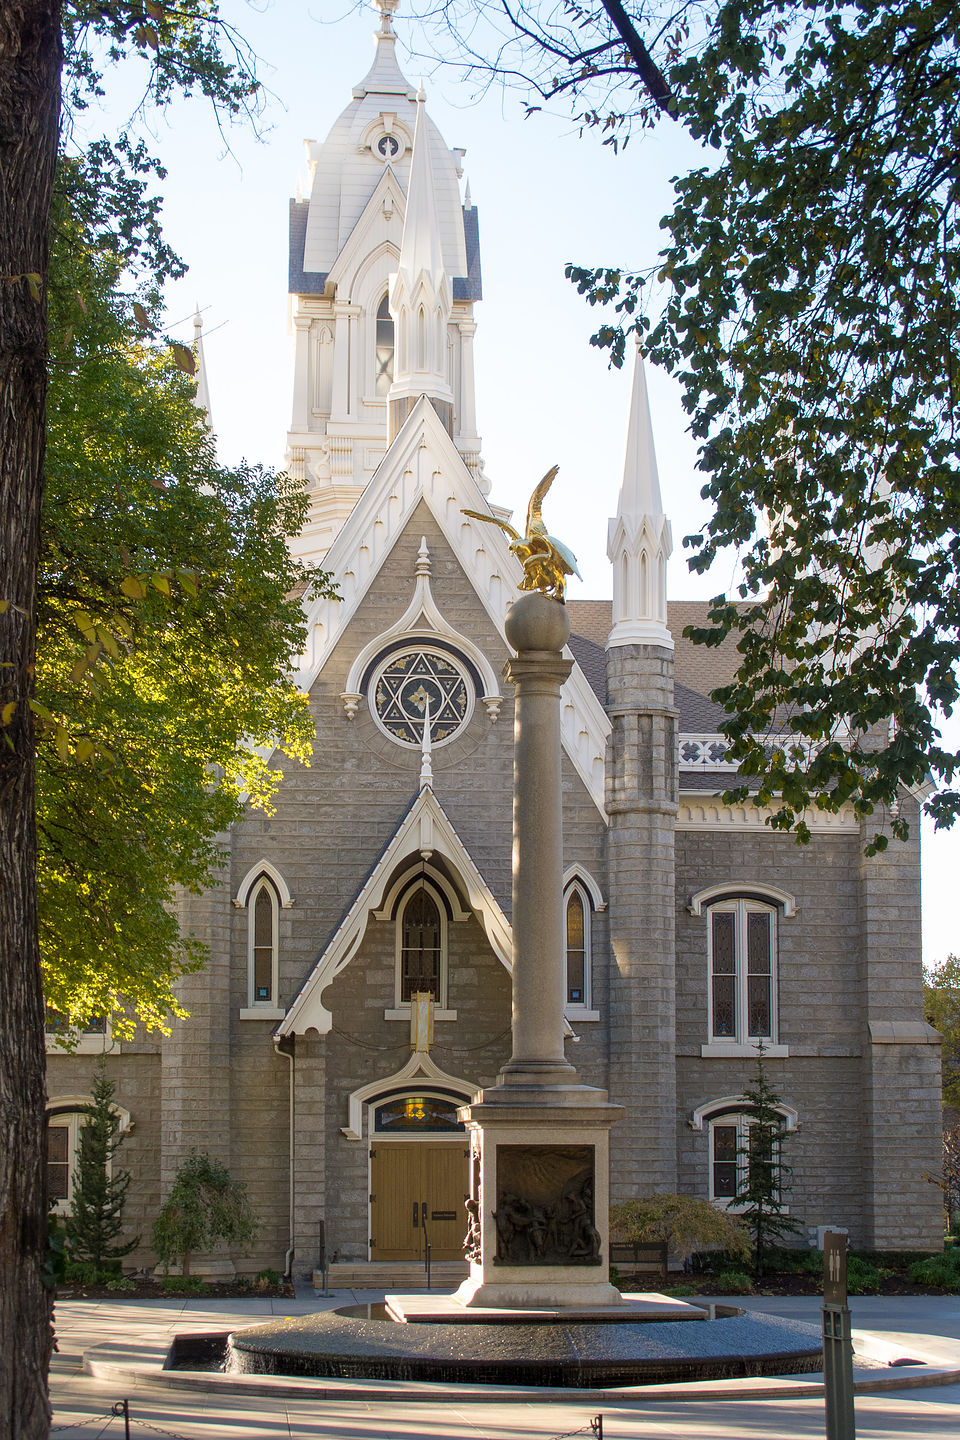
369,646,473,747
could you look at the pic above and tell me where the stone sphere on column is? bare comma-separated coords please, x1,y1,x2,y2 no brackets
504,591,571,656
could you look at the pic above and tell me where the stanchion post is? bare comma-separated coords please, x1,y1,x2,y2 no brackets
111,1399,131,1440
590,1414,603,1440
821,1230,856,1440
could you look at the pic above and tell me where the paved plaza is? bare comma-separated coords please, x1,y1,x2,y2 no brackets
48,1288,960,1440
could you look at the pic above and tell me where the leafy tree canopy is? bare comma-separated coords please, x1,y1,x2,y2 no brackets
36,19,336,1038
416,0,960,850
924,956,960,1108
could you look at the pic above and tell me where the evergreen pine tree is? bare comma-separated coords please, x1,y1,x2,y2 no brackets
65,1059,138,1280
735,1046,799,1278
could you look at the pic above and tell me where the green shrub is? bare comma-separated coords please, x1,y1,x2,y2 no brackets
713,1269,754,1294
845,1258,888,1294
610,1194,750,1269
158,1274,210,1296
663,1284,697,1297
105,1276,136,1292
254,1267,282,1288
152,1152,259,1276
907,1253,960,1291
64,1258,121,1285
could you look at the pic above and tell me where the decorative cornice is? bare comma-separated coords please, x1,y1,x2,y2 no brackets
677,796,858,832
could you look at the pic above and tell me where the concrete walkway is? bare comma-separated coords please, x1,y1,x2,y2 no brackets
50,1289,960,1440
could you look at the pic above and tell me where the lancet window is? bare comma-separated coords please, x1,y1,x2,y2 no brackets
375,293,394,396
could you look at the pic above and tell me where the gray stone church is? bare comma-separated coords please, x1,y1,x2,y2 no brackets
46,6,943,1279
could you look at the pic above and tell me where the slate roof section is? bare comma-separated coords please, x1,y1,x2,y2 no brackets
289,199,326,295
453,204,482,301
566,598,738,733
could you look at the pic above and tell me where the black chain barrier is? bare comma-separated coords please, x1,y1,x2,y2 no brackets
54,1397,605,1440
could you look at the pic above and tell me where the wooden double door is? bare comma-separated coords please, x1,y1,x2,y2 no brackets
370,1141,469,1261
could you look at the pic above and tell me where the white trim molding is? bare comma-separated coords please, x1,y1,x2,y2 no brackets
562,863,606,912
677,797,858,833
689,1094,799,1132
234,861,294,910
341,1051,475,1140
688,882,797,918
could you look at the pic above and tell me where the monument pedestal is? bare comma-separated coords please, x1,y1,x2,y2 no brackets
454,1087,624,1309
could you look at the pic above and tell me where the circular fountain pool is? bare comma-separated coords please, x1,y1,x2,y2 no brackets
225,1304,823,1387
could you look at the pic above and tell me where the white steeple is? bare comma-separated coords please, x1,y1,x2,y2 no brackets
192,307,213,432
387,86,454,441
607,342,673,650
285,10,483,564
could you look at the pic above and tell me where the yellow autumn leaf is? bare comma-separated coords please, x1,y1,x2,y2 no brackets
121,576,147,600
1,701,15,725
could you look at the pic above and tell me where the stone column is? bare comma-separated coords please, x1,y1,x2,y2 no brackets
453,591,624,1311
499,591,577,1089
605,643,678,1198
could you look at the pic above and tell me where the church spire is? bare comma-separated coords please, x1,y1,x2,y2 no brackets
607,342,673,650
192,307,213,433
387,87,454,441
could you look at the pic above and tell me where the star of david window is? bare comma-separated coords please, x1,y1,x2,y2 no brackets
368,645,474,747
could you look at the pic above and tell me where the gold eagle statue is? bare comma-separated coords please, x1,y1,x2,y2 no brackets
462,465,581,602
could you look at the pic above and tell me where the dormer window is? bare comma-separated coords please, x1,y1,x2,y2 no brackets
375,294,394,396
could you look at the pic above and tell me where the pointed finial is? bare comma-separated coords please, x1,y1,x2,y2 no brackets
415,536,432,578
464,179,472,210
419,699,433,789
619,338,663,520
607,337,672,649
373,0,399,37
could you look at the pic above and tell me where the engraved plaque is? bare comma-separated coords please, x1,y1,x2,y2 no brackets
493,1144,600,1266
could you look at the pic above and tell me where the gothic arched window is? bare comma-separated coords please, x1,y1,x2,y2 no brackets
399,885,443,1004
375,293,394,396
564,883,593,1012
248,874,280,1007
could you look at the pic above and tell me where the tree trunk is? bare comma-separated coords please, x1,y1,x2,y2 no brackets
0,4,63,1437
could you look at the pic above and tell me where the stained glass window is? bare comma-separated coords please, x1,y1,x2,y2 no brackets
708,900,778,1043
374,1094,464,1132
371,647,471,747
566,889,586,1005
249,875,279,1006
711,1123,739,1199
47,1123,71,1204
400,888,442,1002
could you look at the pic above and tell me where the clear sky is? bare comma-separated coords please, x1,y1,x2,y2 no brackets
76,0,959,970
